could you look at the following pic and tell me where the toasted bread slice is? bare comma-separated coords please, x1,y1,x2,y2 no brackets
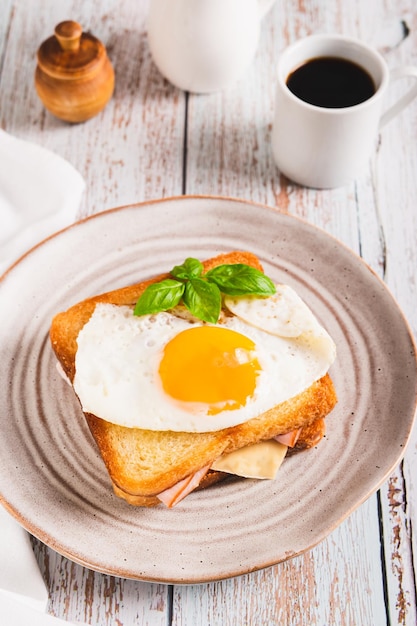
50,251,337,506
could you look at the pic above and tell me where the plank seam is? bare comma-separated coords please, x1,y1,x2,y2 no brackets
377,488,392,626
182,91,190,195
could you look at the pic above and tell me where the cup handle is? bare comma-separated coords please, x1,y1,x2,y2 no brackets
258,0,275,20
380,66,417,128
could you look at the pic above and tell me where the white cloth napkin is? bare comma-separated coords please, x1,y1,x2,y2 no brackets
0,508,90,625
0,129,85,274
0,132,88,623
0,507,48,612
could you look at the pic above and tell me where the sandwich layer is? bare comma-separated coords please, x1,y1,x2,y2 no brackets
50,251,337,505
85,373,336,498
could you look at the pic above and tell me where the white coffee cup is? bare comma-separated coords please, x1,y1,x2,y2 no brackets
272,34,417,188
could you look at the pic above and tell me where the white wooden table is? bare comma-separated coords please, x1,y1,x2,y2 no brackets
1,1,417,624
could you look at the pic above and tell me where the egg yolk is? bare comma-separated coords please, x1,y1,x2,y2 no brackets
158,326,261,414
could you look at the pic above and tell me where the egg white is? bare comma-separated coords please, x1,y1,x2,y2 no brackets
73,286,335,433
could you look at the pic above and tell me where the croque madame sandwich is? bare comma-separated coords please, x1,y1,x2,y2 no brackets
50,251,337,507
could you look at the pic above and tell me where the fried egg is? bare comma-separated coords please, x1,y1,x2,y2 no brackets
73,285,336,433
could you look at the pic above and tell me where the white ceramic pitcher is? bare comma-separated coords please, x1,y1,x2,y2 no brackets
148,0,276,93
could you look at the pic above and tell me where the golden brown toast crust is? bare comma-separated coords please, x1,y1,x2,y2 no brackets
50,251,337,504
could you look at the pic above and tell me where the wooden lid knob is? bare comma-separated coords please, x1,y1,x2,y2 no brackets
36,21,107,78
55,21,82,52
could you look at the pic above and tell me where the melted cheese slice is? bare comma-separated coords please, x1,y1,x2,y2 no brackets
211,440,288,479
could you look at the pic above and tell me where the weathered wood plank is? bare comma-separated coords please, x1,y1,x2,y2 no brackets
0,0,13,71
172,496,386,626
32,540,170,626
368,24,417,622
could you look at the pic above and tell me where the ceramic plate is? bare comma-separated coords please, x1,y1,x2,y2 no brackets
0,196,416,583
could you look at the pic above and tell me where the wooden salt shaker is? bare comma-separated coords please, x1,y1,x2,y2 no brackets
35,21,115,123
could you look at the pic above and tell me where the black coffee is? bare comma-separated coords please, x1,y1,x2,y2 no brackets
286,56,376,108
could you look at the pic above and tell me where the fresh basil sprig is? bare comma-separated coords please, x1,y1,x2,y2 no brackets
183,278,222,324
133,257,276,323
171,257,203,280
205,263,276,296
133,279,185,316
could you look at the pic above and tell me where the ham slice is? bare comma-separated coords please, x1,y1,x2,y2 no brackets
157,464,211,508
274,428,302,447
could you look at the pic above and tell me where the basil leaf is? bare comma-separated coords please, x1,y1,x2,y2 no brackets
183,278,221,323
205,264,276,296
134,279,184,316
171,257,203,281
